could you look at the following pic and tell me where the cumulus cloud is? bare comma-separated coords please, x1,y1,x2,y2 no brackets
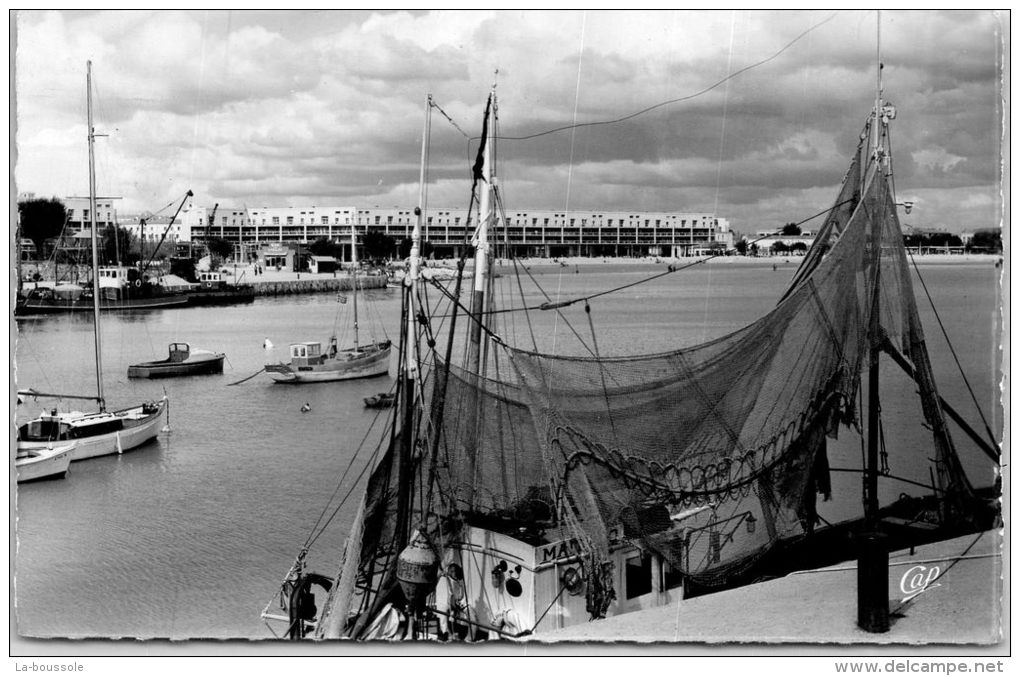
13,9,1004,234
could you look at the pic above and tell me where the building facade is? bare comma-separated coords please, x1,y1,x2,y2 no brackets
65,196,120,231
177,202,733,258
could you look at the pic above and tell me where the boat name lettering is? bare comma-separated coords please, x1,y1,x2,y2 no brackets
541,539,583,564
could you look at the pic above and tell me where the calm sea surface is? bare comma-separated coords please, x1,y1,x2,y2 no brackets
12,260,1003,639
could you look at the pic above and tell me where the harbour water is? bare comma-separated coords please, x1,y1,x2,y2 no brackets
12,259,1002,639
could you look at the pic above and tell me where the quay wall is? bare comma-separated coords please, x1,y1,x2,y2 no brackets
250,274,388,296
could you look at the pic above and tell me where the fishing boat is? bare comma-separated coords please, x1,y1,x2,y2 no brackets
184,270,256,306
16,62,167,463
18,267,190,313
264,228,391,384
263,49,998,641
16,443,75,483
127,343,225,379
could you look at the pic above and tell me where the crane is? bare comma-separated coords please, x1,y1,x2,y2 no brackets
206,202,219,241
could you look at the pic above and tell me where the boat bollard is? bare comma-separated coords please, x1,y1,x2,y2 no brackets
856,531,889,632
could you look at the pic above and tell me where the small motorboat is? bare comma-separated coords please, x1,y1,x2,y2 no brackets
363,392,395,409
16,443,75,483
128,343,225,379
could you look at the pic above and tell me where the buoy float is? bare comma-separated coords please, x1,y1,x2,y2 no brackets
300,402,311,413
396,530,439,608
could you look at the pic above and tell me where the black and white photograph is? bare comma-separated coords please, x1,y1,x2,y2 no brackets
10,9,1007,668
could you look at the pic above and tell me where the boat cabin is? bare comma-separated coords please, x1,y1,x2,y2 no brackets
96,266,131,287
289,342,324,366
442,521,686,638
18,411,125,442
198,271,226,287
167,343,192,362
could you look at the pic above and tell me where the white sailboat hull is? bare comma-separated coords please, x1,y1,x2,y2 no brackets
266,343,391,384
16,444,75,483
18,399,166,462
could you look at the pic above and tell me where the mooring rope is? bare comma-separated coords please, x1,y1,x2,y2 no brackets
226,367,265,386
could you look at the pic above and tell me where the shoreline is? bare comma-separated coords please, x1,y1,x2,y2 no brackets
18,253,1001,290
463,252,1004,269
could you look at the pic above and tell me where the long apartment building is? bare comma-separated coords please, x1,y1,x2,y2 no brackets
174,201,733,258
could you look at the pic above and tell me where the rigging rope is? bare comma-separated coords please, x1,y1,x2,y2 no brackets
888,530,988,617
484,13,838,143
906,252,998,451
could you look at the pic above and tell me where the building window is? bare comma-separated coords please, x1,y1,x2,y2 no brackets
272,217,280,225
375,216,381,225
322,216,329,225
287,217,294,225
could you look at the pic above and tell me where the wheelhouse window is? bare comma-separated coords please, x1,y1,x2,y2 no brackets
624,553,653,599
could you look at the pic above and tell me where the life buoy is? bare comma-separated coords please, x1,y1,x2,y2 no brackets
286,572,333,640
134,279,142,288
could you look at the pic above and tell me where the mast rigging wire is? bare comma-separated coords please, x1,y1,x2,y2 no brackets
483,12,838,143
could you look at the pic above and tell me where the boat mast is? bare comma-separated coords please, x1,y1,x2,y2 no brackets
87,60,106,412
350,220,360,352
461,86,496,510
858,12,889,634
467,87,495,378
865,11,884,529
394,94,431,552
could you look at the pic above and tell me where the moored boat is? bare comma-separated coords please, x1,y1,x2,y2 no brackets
265,339,391,383
128,343,225,379
184,270,255,306
363,392,395,408
16,443,75,483
265,226,392,384
18,398,167,462
16,61,168,464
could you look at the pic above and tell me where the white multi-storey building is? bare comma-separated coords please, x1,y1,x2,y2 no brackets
178,201,733,258
65,196,120,230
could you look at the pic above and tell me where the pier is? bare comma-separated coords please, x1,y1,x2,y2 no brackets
250,273,388,296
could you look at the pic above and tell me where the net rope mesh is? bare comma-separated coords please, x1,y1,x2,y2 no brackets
342,121,978,630
429,125,975,592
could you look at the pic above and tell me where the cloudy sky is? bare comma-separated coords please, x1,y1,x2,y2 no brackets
13,10,1005,235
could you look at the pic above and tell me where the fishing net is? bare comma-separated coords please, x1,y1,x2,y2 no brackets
429,124,976,595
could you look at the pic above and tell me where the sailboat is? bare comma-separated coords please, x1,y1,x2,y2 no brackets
264,227,391,384
16,61,168,463
263,59,998,640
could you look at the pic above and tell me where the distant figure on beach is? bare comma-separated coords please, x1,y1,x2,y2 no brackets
773,264,777,271
301,402,311,413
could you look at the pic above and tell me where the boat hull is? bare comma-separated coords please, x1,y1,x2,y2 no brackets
128,355,225,379
185,287,255,306
18,399,167,462
20,294,189,313
16,444,75,483
266,344,391,384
